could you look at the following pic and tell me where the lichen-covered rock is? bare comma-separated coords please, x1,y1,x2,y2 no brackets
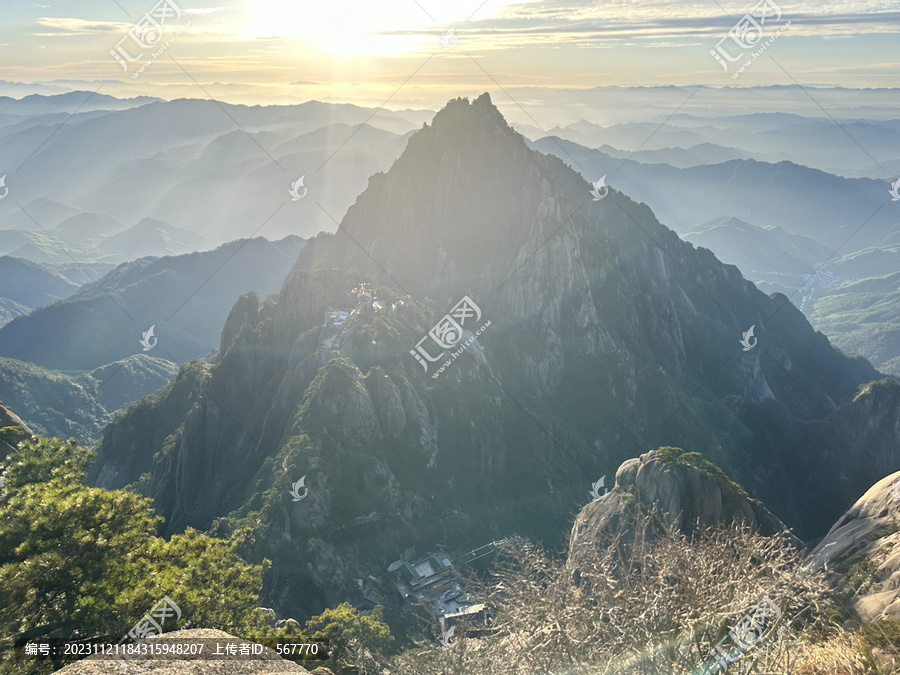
568,447,797,574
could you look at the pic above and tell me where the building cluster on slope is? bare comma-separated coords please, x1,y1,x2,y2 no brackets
387,546,497,643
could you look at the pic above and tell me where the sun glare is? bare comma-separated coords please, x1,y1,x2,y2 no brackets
243,0,449,56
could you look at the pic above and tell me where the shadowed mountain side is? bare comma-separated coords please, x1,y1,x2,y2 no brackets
292,95,894,536
808,431,900,624
0,255,80,309
90,95,900,622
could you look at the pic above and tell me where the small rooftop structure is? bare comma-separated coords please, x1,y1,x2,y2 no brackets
387,552,454,597
443,603,487,622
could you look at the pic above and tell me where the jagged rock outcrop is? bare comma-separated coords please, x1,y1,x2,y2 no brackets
0,402,33,457
808,469,900,623
568,447,797,573
89,94,900,621
0,403,33,436
53,629,312,674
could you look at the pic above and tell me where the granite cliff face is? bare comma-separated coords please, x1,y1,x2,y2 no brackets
89,94,899,620
293,94,895,536
809,461,900,624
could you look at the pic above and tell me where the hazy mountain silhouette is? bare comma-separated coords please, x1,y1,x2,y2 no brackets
0,255,79,309
0,235,304,370
681,217,833,295
531,136,896,252
0,96,428,246
545,113,900,177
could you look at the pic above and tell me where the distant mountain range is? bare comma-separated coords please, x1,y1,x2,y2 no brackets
531,136,898,253
0,91,160,115
677,220,900,375
87,94,899,624
683,216,832,282
0,93,431,249
0,235,304,370
542,113,900,178
0,256,80,310
5,90,896,273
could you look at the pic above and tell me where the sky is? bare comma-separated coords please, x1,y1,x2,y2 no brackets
1,0,899,117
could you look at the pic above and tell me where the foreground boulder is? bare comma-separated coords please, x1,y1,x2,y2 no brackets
808,471,900,623
568,447,797,573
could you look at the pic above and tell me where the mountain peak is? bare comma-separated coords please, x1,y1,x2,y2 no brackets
472,90,498,113
293,92,552,296
424,91,514,139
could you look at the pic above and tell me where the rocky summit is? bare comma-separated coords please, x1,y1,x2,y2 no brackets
87,94,899,623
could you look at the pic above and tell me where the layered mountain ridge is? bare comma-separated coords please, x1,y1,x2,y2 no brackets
0,235,305,370
88,94,900,621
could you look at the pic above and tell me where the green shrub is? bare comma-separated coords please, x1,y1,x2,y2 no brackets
860,620,900,652
0,426,26,446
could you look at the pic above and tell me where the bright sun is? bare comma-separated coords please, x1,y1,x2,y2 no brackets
243,0,460,56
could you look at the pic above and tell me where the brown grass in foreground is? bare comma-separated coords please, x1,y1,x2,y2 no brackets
388,507,875,675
